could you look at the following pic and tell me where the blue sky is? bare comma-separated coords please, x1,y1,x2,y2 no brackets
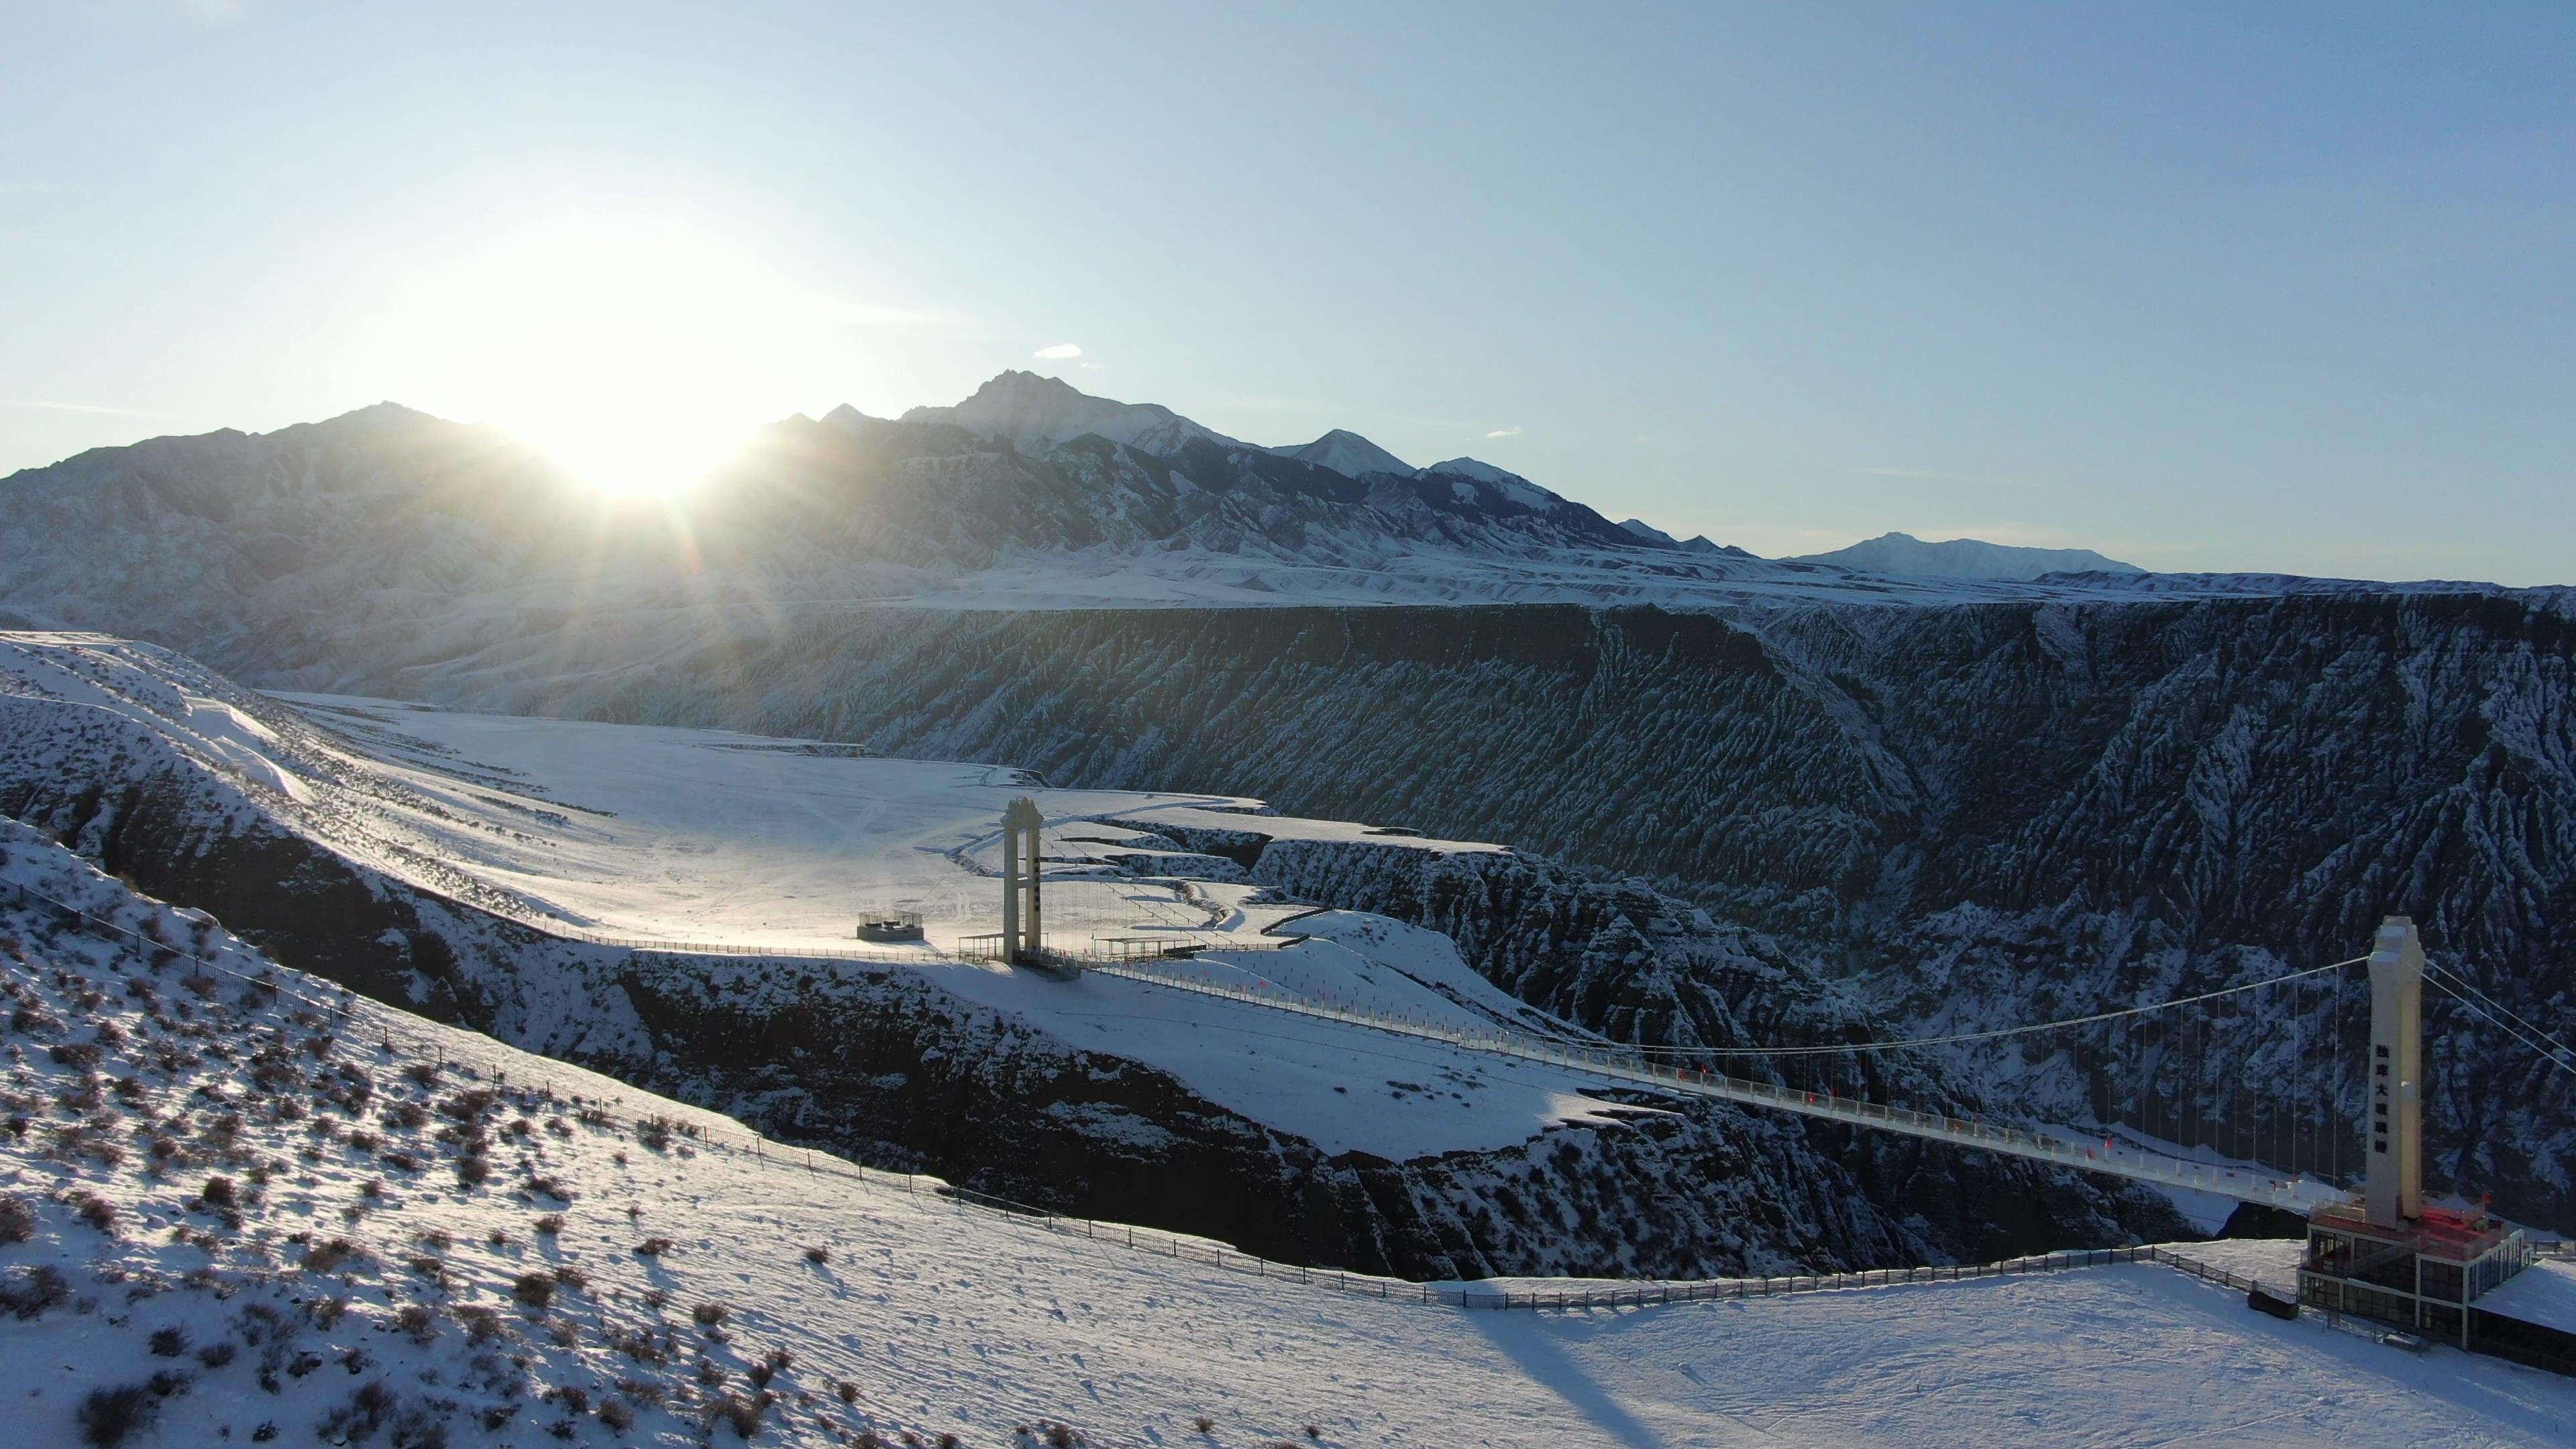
3,2,2570,581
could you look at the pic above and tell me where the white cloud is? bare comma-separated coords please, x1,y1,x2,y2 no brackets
1033,343,1083,360
3,399,170,417
1077,360,1104,370
1485,426,1523,439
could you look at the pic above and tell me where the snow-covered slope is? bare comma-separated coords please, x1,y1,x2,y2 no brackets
9,826,2573,1448
1792,530,2146,580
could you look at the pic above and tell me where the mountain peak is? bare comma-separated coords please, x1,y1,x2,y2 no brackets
900,371,1250,453
1273,427,1413,479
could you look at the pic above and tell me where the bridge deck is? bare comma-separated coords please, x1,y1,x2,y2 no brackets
1095,959,2323,1212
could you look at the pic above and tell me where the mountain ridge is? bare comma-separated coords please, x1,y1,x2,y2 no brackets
1794,530,2147,581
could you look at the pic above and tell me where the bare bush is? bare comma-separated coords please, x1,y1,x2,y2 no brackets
76,1383,159,1448
303,1238,362,1273
1,1264,70,1318
511,1272,555,1308
0,1193,34,1244
74,1193,119,1234
533,1214,564,1236
708,1392,769,1439
692,1300,730,1328
598,1399,636,1432
633,1236,673,1257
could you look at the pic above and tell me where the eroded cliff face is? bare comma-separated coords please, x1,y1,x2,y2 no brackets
274,598,2573,1227
0,698,2186,1280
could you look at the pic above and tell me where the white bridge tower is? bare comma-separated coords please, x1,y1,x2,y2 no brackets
2365,914,2425,1229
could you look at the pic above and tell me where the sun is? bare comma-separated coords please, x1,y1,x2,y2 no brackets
382,223,833,498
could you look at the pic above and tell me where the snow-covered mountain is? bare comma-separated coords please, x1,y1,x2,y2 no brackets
1793,531,2146,580
4,384,2571,1240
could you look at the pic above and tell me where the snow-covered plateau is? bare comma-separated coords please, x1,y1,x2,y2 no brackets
8,823,2576,1448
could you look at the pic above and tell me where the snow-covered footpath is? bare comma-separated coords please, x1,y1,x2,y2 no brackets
6,823,2575,1447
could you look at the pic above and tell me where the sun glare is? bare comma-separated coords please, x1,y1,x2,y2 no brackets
383,223,835,498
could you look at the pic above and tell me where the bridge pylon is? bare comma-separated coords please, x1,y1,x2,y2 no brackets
2364,914,2424,1230
1000,796,1045,967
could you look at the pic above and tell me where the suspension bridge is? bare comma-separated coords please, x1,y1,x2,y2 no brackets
982,800,2576,1234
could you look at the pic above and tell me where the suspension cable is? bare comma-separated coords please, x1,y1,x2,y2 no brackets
2424,971,2576,1079
1624,956,2368,1059
2425,964,2576,1073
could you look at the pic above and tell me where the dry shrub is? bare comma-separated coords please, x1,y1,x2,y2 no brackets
2,1264,71,1319
76,1383,158,1448
708,1392,769,1439
303,1238,362,1273
0,1193,35,1244
633,1236,673,1257
511,1271,555,1308
692,1300,730,1327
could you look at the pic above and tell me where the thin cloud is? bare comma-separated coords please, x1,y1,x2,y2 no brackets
1845,465,2039,489
4,399,172,417
1485,426,1523,439
1033,343,1083,360
1077,360,1104,370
